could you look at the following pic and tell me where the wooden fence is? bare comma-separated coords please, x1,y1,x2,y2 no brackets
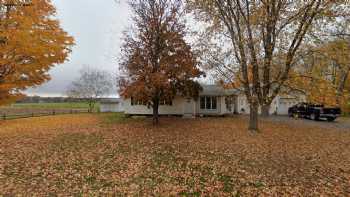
1,109,92,120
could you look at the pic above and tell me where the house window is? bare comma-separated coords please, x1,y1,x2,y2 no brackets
131,97,146,106
200,96,217,110
212,97,217,109
206,97,211,109
200,97,206,109
159,100,173,106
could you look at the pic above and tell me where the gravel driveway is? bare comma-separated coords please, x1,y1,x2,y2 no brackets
263,115,350,130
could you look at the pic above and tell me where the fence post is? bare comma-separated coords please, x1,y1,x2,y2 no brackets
53,110,55,115
31,113,34,117
2,114,5,120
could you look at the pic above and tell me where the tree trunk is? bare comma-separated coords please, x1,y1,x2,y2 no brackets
248,102,259,132
336,66,350,106
152,98,160,125
261,104,271,117
88,100,94,113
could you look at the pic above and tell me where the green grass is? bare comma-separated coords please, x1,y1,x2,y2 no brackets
100,113,145,124
101,113,127,123
9,102,100,110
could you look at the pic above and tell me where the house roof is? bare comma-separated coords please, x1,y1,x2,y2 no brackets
200,85,238,96
100,98,122,104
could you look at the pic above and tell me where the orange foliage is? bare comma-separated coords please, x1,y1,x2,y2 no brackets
0,0,74,105
290,76,337,106
288,39,350,108
118,0,203,123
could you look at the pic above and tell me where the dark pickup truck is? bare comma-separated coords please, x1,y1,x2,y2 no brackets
288,103,341,122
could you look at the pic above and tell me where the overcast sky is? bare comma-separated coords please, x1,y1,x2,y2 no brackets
27,0,131,97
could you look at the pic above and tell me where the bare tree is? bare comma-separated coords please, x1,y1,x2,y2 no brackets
67,67,114,112
188,0,349,132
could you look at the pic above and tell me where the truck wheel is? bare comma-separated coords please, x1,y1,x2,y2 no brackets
288,112,294,117
327,117,336,122
293,113,299,119
310,113,318,121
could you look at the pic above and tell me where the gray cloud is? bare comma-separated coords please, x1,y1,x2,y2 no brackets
27,0,131,97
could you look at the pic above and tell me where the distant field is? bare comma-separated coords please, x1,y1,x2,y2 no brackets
10,102,100,109
0,102,99,118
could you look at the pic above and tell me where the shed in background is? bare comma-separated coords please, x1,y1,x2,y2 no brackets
100,98,124,113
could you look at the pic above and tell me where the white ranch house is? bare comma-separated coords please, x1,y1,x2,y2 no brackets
100,85,306,116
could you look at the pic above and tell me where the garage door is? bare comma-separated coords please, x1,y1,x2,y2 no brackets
278,100,298,115
278,102,289,115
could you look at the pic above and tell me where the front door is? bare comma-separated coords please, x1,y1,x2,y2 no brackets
225,96,236,114
184,98,194,115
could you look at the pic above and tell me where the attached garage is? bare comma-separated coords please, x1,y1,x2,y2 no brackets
277,98,300,115
237,93,307,115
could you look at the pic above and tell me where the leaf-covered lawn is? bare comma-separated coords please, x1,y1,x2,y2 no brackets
0,114,349,196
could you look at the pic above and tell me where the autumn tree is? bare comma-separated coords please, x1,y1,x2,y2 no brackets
188,0,349,131
286,12,350,112
67,67,114,112
0,0,74,105
288,39,350,109
118,0,203,125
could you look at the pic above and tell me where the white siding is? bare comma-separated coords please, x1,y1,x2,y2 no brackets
237,95,250,114
124,96,232,116
220,96,226,115
121,92,306,116
100,103,124,113
237,94,306,115
124,96,186,115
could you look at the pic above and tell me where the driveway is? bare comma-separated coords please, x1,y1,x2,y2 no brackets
263,115,350,130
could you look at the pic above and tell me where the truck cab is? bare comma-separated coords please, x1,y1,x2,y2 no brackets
288,103,341,122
